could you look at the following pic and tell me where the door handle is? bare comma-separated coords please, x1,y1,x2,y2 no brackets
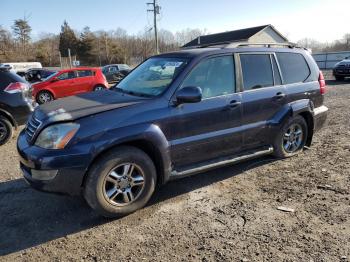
228,100,241,108
274,92,286,99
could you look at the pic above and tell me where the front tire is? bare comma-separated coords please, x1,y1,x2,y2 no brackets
0,116,13,146
273,115,308,158
36,90,54,104
84,146,157,218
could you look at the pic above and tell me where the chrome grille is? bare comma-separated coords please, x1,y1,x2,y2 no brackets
26,115,42,142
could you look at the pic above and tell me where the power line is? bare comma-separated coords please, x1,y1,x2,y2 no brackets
147,0,160,54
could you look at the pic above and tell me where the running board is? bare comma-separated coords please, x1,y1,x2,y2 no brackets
171,147,274,178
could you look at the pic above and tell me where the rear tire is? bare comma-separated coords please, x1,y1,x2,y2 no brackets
36,90,54,104
93,85,106,91
0,116,13,146
84,146,157,218
273,115,308,158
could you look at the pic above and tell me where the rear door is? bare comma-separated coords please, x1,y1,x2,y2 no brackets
238,53,286,149
76,70,94,92
275,52,317,105
168,55,243,168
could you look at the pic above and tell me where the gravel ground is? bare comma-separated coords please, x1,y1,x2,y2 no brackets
0,80,349,261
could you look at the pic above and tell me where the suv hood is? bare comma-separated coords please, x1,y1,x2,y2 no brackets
34,90,146,123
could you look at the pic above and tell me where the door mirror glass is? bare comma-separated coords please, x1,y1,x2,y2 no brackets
175,86,202,105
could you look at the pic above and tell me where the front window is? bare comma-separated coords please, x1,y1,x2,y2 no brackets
57,71,76,80
116,57,189,97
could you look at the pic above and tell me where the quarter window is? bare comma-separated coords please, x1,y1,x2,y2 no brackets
276,53,310,84
181,56,235,99
240,54,274,90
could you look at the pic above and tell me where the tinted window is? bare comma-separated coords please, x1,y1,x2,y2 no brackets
77,70,93,77
271,55,282,85
240,54,273,90
109,67,117,73
57,71,76,80
181,56,235,99
276,53,310,84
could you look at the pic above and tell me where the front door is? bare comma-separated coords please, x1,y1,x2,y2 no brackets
54,70,78,97
168,55,243,168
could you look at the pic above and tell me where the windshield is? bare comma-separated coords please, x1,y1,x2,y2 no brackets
43,71,59,81
116,57,189,97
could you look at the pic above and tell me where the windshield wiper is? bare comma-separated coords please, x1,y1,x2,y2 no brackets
113,87,153,98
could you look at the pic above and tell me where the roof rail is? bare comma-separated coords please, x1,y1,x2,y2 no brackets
181,41,306,50
225,41,299,49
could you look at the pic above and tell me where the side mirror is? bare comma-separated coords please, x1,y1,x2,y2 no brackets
51,77,59,83
175,86,202,105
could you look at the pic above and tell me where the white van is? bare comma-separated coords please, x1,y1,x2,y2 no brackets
0,62,42,74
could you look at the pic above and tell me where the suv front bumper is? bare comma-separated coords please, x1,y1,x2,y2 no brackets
17,130,92,195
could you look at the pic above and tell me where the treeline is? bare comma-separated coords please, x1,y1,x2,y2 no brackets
297,34,350,53
0,19,206,67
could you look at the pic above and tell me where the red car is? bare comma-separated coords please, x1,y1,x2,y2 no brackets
32,67,109,104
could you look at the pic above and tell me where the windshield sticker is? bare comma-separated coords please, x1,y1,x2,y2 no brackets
164,62,183,67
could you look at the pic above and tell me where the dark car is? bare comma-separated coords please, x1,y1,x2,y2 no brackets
102,64,131,83
0,66,34,145
333,56,350,80
18,43,328,217
23,68,56,83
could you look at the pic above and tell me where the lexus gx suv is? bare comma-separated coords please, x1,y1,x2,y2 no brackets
18,43,328,217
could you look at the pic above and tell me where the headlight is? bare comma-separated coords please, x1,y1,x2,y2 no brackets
35,123,80,149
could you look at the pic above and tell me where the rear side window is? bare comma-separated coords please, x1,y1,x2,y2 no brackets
77,70,93,77
276,53,310,84
240,54,273,90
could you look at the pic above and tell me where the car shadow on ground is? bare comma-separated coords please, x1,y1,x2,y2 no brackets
326,79,350,86
0,156,275,256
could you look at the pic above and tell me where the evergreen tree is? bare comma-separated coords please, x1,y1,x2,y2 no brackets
59,20,78,57
12,19,31,51
78,26,95,64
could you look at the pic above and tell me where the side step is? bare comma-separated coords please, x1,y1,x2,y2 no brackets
171,147,274,178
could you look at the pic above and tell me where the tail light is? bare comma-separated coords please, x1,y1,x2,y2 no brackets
319,71,326,95
4,82,29,94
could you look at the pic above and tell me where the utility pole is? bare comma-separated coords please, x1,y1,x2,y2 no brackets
147,0,160,54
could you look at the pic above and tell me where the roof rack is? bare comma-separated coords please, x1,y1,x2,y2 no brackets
182,41,306,50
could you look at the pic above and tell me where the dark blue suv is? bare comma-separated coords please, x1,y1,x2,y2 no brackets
17,44,328,217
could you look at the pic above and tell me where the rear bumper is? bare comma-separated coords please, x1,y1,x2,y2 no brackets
313,105,328,132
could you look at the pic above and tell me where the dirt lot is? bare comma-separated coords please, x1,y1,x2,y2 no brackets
0,80,349,261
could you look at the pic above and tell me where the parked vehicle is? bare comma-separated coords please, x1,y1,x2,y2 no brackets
0,62,42,76
32,67,109,104
0,66,34,145
102,64,131,83
333,56,350,80
23,68,56,83
18,43,328,217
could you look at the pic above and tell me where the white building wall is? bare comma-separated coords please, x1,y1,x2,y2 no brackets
248,27,286,43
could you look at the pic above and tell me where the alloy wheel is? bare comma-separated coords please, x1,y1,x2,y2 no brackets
282,123,303,153
103,163,145,206
38,92,52,103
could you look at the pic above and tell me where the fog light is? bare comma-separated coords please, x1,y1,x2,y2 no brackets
31,169,58,180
